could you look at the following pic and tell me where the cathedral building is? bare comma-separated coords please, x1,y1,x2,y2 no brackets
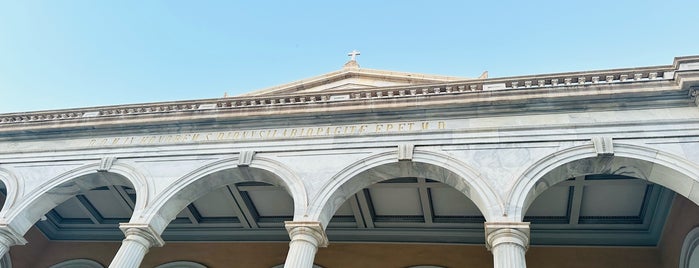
1,54,699,267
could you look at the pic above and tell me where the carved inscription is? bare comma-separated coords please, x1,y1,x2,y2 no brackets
87,121,446,147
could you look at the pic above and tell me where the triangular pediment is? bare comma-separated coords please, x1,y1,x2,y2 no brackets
240,61,485,97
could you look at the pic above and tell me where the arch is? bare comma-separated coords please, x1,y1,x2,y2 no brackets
142,156,307,234
680,227,699,268
3,161,149,235
0,167,21,214
48,259,104,268
508,142,699,221
309,149,501,227
155,261,207,268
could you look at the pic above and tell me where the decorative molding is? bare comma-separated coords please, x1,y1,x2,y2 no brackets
97,156,117,172
591,136,614,156
285,221,329,248
118,223,165,248
238,151,256,167
398,144,414,161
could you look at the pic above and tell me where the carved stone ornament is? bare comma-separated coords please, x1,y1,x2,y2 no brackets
398,144,415,161
238,151,256,167
98,156,117,172
591,137,614,157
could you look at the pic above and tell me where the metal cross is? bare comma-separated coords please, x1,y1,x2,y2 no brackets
347,50,361,61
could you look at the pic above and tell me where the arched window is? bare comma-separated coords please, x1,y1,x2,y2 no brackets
680,227,699,268
48,259,103,268
154,261,207,268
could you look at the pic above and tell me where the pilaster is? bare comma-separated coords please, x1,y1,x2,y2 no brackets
485,222,530,268
108,223,164,268
283,221,328,268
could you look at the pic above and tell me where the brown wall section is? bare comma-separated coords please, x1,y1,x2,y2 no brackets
9,237,668,268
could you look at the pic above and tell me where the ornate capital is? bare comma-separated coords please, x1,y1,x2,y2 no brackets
285,221,329,248
119,223,165,248
484,222,530,251
0,224,27,246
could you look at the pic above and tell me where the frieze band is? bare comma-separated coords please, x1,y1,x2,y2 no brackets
87,121,447,147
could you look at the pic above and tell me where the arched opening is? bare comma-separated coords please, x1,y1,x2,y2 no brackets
146,159,304,242
29,172,140,241
326,176,486,244
145,158,306,237
513,146,699,267
162,179,295,241
524,174,673,246
312,153,498,246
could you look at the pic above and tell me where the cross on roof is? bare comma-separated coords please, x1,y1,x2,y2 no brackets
347,50,361,61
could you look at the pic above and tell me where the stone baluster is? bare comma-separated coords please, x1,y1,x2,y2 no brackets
485,222,530,268
283,221,328,268
109,223,164,268
0,224,27,258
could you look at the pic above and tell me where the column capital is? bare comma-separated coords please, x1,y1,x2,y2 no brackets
0,223,27,246
119,223,164,248
285,221,329,248
484,222,530,251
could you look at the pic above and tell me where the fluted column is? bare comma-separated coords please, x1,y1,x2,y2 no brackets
283,221,328,268
485,222,530,268
0,224,27,257
108,223,164,268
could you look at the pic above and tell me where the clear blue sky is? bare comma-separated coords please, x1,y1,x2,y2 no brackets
1,1,698,113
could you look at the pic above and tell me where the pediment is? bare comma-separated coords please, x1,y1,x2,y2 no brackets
240,61,484,97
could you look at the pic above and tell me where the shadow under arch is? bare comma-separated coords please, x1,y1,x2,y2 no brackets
2,162,149,235
143,156,307,234
309,150,501,227
508,142,699,221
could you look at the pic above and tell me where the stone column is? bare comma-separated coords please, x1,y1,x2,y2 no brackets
485,222,530,268
0,224,27,257
283,221,328,268
108,223,164,268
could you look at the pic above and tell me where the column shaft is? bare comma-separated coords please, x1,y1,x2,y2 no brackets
108,224,164,268
491,242,527,268
108,235,150,268
283,221,328,268
284,237,319,267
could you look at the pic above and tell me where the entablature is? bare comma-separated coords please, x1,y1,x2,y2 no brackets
1,56,698,141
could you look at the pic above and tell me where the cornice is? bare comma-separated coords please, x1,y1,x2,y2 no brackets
1,56,698,134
